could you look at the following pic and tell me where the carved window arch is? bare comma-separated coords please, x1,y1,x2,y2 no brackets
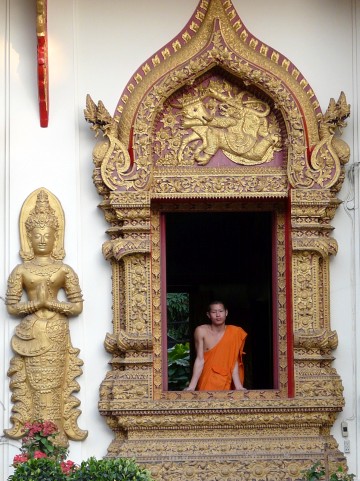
85,0,350,478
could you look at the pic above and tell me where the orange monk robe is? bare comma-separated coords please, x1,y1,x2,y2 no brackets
196,325,247,391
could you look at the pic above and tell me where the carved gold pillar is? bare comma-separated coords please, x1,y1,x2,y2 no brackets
99,193,153,451
291,188,344,405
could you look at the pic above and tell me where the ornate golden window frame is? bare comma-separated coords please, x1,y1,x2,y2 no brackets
85,0,350,479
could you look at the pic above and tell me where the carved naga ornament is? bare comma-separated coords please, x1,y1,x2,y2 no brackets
85,1,350,480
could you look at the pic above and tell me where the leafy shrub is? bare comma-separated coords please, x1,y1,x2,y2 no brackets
70,457,154,481
9,458,67,481
9,419,153,481
302,462,355,481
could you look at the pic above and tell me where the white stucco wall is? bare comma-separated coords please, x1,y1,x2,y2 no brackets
0,1,359,480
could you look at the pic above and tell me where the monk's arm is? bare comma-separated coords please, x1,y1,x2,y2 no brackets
232,360,246,391
184,327,205,391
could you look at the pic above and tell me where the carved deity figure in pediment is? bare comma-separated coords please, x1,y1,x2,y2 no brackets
154,78,282,167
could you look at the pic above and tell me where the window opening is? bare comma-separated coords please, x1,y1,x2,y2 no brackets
165,211,275,391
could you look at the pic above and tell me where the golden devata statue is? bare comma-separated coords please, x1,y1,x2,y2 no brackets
5,188,87,445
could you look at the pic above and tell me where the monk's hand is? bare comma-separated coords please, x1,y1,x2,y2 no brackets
183,386,195,391
235,386,247,391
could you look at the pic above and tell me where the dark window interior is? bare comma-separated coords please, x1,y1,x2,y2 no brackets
165,211,275,391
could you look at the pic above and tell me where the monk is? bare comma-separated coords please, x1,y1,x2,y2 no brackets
184,301,247,391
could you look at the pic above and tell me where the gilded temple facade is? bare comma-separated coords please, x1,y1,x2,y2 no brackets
1,1,360,481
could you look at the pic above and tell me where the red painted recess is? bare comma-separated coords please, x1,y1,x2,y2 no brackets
37,0,49,128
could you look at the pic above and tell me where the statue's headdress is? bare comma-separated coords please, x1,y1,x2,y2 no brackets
25,190,59,234
19,188,65,260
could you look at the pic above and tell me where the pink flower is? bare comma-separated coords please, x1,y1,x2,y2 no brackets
42,420,58,436
34,451,47,459
60,460,76,475
13,454,28,464
18,419,66,462
23,420,59,438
